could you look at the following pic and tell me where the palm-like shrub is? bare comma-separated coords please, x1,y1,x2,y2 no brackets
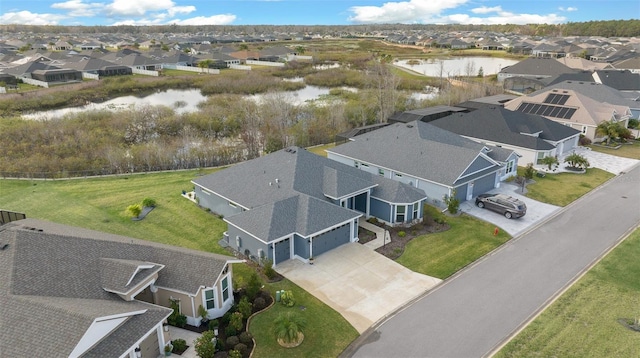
564,153,590,170
273,312,307,346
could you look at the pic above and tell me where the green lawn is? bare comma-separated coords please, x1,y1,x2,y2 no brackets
396,205,511,279
588,139,640,160
0,172,357,357
249,280,359,358
496,228,640,358
517,167,614,207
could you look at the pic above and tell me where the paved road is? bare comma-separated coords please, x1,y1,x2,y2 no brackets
345,164,640,358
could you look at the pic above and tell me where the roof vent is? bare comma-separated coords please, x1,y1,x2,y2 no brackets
406,124,413,128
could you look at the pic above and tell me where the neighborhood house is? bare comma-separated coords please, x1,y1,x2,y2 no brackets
0,218,242,358
192,147,428,266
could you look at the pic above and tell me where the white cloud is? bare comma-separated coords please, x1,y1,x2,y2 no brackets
471,6,502,14
172,14,237,25
104,0,177,16
348,0,469,24
51,0,104,18
168,6,196,17
0,11,67,25
439,12,566,25
559,7,578,12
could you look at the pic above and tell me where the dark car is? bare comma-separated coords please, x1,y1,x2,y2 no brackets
475,193,527,219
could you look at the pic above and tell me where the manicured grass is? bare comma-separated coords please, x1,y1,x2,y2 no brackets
396,205,511,279
0,171,358,356
496,228,640,358
588,140,640,160
249,280,359,358
306,143,336,157
517,168,614,207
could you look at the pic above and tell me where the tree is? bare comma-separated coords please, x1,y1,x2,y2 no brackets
273,312,306,346
443,189,460,215
564,152,590,170
194,330,216,358
198,59,213,72
596,120,624,145
523,163,535,180
540,156,559,170
477,66,484,77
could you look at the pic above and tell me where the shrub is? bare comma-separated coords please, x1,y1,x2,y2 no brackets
198,304,209,323
579,135,592,146
226,336,240,348
208,319,219,331
564,152,590,170
540,156,559,170
523,163,535,180
443,189,460,215
167,299,187,328
628,118,639,129
194,330,217,358
280,290,295,307
230,311,244,331
142,197,157,207
225,325,237,337
220,309,233,326
238,296,252,319
171,338,187,353
127,204,142,217
234,343,248,357
398,231,406,237
245,272,262,302
229,349,242,358
273,312,306,344
367,217,379,224
238,331,253,345
253,297,267,311
263,259,276,280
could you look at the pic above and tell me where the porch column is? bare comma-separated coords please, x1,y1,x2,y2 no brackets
366,190,371,218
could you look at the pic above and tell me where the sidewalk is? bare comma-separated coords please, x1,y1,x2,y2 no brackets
358,220,390,249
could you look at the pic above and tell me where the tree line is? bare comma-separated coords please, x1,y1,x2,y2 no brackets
1,20,639,37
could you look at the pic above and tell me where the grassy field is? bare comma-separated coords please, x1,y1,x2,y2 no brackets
249,279,359,358
0,171,357,357
588,139,640,160
517,167,614,207
396,205,511,279
496,228,640,358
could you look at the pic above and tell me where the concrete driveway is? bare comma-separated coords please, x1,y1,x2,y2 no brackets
569,146,639,174
460,182,561,237
275,243,441,333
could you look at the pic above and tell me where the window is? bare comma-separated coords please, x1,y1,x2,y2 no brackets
581,126,587,134
396,205,405,223
361,163,369,167
229,202,237,208
221,276,229,302
506,160,515,174
204,289,216,310
378,168,384,176
413,204,419,220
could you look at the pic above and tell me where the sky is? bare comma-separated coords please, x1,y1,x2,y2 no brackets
0,0,638,27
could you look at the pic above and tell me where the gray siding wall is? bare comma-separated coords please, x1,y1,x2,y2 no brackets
226,224,268,260
194,186,243,218
370,198,392,223
294,234,310,259
460,156,494,178
417,180,449,206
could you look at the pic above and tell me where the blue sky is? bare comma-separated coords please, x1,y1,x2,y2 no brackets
0,0,638,26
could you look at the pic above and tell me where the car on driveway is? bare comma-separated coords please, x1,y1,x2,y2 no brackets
475,194,527,219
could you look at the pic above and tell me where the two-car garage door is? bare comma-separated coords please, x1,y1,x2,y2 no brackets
312,223,351,257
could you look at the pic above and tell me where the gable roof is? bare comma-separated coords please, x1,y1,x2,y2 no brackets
194,147,427,242
327,121,502,187
0,219,236,357
430,107,580,151
593,70,640,91
499,58,576,78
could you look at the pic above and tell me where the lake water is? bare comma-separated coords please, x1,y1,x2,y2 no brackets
395,56,520,78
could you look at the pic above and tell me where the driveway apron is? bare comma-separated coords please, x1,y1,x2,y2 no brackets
275,243,441,333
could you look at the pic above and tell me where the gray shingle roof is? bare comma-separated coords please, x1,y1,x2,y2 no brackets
533,80,638,108
430,107,580,150
0,219,236,357
499,58,575,77
195,147,426,242
100,258,164,295
328,121,501,186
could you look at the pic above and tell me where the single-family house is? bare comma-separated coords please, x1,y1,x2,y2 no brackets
504,81,633,141
192,147,428,266
387,105,468,124
430,107,581,167
498,57,576,83
0,218,242,358
327,121,515,204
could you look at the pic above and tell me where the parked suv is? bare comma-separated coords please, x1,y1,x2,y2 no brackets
475,193,527,219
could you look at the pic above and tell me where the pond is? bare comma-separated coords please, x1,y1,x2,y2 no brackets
395,56,520,78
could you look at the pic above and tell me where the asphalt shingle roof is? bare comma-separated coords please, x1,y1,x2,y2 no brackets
0,219,236,357
430,107,580,151
328,121,501,186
